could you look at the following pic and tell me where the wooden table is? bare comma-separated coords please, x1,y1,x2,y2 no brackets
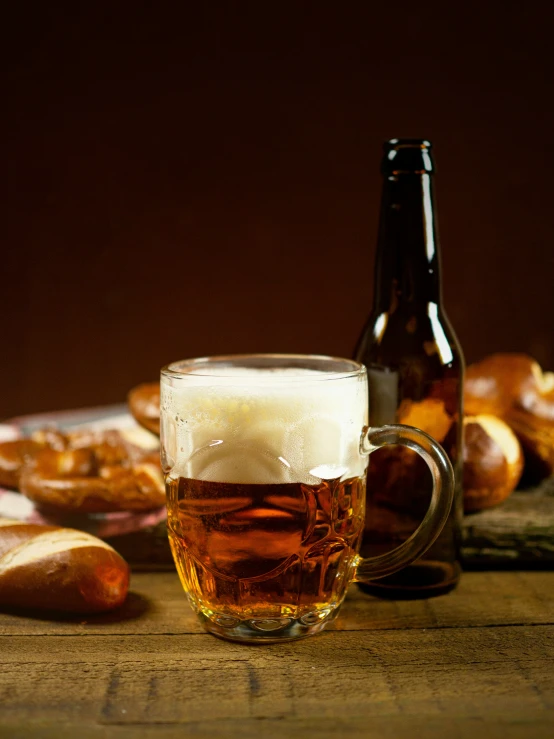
1,570,553,738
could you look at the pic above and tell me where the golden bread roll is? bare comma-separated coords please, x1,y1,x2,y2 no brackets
0,519,129,613
465,353,554,479
462,414,524,512
128,382,160,435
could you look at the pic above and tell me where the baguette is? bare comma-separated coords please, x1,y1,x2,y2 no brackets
0,518,129,613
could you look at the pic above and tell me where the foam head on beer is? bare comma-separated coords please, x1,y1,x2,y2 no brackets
161,362,368,485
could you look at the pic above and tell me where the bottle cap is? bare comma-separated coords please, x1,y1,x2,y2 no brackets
382,139,434,175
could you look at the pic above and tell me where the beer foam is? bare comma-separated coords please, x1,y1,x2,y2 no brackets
161,369,367,484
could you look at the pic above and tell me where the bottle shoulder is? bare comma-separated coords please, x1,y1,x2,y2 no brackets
355,304,464,374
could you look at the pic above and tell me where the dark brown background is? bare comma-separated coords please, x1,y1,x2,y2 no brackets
3,2,554,420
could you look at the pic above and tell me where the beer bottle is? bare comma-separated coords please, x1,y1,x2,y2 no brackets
354,138,464,598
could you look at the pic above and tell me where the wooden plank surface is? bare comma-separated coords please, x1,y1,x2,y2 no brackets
462,476,554,566
1,571,554,636
1,571,553,738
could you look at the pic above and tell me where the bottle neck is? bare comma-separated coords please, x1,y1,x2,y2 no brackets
373,172,442,313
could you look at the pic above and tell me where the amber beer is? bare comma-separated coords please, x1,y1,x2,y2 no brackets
166,475,365,619
161,355,370,640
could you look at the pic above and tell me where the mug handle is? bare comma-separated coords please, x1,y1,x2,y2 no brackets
354,424,455,583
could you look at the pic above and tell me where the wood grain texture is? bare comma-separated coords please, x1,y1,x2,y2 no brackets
2,716,554,739
0,571,553,738
1,571,553,636
462,477,554,566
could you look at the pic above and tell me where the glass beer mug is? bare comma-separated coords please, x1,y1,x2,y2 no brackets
160,354,454,643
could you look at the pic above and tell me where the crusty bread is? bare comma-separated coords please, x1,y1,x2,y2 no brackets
462,415,524,512
0,519,129,613
465,353,554,480
128,382,160,435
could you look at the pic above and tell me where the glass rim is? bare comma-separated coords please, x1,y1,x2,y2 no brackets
161,353,366,383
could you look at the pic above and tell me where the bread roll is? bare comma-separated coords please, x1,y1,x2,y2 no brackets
462,415,524,512
0,519,129,613
465,353,554,479
128,382,160,435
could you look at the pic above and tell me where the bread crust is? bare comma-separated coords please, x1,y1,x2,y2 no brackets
128,382,160,435
0,522,130,613
0,429,165,514
465,353,554,479
462,415,524,513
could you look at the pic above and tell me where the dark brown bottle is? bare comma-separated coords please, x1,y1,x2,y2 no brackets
354,139,464,598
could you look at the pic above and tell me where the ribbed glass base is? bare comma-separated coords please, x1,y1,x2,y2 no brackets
197,606,340,643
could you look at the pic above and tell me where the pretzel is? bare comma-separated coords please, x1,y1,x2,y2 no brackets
0,429,165,513
0,439,43,489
